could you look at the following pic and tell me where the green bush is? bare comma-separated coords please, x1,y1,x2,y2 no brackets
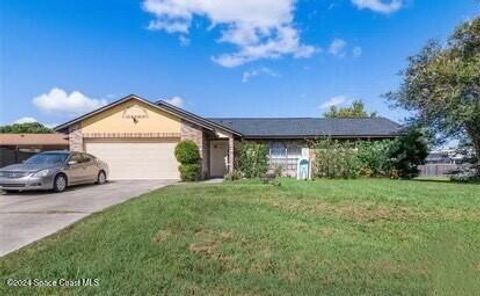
175,140,201,165
312,139,400,179
312,139,361,179
179,164,200,181
357,140,396,177
175,140,201,181
237,142,269,178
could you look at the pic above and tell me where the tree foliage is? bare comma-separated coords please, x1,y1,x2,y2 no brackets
385,17,480,164
0,122,53,134
323,100,377,118
389,127,430,179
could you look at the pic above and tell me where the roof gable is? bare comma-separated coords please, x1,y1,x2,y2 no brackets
54,95,240,135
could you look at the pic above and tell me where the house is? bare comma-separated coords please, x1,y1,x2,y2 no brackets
55,94,402,180
425,148,475,165
0,133,69,167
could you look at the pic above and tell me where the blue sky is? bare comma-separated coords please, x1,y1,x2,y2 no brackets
1,0,478,127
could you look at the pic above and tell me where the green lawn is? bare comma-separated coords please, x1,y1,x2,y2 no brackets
1,179,479,295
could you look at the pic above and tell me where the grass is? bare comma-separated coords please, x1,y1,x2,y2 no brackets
1,179,479,295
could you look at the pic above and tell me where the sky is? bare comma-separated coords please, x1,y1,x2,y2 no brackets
1,0,479,128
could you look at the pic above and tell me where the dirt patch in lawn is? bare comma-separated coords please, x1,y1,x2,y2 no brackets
152,229,173,243
189,229,233,257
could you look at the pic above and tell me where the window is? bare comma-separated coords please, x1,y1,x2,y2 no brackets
269,142,286,158
69,153,83,164
81,154,93,163
287,143,302,158
269,142,303,159
24,153,69,165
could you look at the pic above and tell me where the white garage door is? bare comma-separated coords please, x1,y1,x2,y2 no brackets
85,139,180,180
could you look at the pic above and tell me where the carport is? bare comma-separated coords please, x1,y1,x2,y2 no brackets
0,134,69,167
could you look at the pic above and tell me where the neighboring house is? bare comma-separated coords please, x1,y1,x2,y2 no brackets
425,149,475,165
55,94,402,180
0,134,69,167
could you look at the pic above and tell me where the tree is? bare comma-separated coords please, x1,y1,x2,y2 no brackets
323,100,377,118
0,122,53,133
385,17,480,169
388,127,429,179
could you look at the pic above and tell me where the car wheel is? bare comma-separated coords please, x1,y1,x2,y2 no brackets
97,171,107,185
53,174,67,193
3,190,19,194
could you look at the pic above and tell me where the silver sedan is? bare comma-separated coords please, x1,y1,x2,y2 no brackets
0,151,109,193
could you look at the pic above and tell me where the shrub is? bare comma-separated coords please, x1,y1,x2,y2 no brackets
236,142,269,178
224,170,243,181
449,165,480,183
312,139,361,179
175,140,201,181
357,140,396,177
272,164,283,178
175,140,201,164
179,164,200,181
312,139,397,179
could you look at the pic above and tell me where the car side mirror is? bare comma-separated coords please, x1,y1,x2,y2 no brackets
68,160,78,165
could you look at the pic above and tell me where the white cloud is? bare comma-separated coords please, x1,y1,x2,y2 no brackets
142,0,317,67
43,123,59,129
352,46,363,58
13,117,38,124
328,39,363,59
351,0,403,14
164,96,184,108
328,38,347,57
319,95,351,109
33,88,107,116
242,67,279,82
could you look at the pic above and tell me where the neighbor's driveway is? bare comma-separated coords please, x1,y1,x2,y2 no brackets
0,180,175,256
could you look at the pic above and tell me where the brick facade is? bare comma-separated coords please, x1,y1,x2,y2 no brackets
228,136,235,173
180,120,209,178
68,124,84,152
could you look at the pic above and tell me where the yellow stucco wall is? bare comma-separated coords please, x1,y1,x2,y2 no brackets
81,99,181,134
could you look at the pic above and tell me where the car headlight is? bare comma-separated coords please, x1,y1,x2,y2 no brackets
32,169,50,177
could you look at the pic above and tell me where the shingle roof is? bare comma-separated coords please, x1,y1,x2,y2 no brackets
208,117,402,139
0,134,69,146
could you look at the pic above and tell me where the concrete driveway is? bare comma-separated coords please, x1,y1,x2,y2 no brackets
0,180,176,256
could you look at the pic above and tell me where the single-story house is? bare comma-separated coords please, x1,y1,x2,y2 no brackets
0,133,69,167
55,94,402,180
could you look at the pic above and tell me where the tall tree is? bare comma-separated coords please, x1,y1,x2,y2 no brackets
386,17,480,167
323,100,377,118
0,122,53,134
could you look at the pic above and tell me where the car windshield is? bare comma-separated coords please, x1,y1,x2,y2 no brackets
24,153,68,165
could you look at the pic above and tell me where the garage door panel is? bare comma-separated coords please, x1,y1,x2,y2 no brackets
85,140,180,180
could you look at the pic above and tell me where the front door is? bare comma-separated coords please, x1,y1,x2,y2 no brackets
210,141,228,177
